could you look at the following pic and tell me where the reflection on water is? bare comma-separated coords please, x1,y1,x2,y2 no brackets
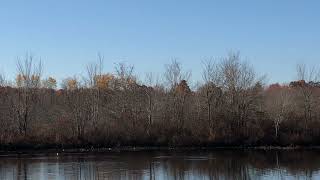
0,150,319,180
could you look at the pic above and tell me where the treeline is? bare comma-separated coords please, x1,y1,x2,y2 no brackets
1,52,320,149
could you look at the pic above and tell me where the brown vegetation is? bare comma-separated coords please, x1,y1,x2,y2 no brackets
0,52,320,149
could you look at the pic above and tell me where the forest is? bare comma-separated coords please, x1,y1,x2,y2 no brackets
0,52,320,149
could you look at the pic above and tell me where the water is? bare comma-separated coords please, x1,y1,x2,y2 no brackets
0,149,319,180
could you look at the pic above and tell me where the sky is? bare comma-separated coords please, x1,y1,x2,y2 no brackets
0,0,320,86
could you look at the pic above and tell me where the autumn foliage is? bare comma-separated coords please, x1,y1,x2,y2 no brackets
1,53,320,149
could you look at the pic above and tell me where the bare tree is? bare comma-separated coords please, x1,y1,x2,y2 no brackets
85,54,104,132
201,58,223,139
114,62,136,90
266,86,292,138
0,72,6,87
164,59,191,90
220,52,256,93
16,54,42,88
113,62,141,139
85,53,104,88
294,63,320,130
12,54,42,137
163,59,192,137
296,63,320,83
219,52,261,136
144,73,156,127
3,52,320,148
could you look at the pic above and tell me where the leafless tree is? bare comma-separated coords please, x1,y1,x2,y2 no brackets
114,62,135,89
85,54,104,132
219,52,258,134
85,53,104,88
0,72,6,87
3,52,320,148
144,73,156,127
295,63,320,130
201,58,223,139
16,54,42,88
163,59,193,138
296,63,320,83
164,59,191,90
266,87,292,138
12,54,42,137
113,62,143,139
220,52,256,93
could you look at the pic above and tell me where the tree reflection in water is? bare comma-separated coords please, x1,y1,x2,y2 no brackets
0,150,319,180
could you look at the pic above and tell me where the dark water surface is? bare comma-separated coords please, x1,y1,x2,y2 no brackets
0,149,319,180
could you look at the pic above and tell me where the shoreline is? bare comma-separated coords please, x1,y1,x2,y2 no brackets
1,146,320,154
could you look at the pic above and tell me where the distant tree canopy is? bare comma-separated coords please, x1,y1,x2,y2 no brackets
0,52,320,148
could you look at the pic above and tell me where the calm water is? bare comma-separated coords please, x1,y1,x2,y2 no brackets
0,149,319,180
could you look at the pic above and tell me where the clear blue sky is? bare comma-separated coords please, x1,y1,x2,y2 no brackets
0,0,320,85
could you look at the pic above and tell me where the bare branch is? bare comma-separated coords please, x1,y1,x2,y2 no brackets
16,53,42,88
164,58,191,89
296,63,320,82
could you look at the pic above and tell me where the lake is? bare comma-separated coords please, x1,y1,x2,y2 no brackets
0,149,319,180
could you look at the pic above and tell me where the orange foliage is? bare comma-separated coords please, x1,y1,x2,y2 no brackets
56,89,64,96
95,74,114,89
175,80,191,95
67,79,78,90
16,74,40,87
31,75,40,82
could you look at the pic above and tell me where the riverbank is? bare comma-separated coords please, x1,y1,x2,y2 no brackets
1,145,320,154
